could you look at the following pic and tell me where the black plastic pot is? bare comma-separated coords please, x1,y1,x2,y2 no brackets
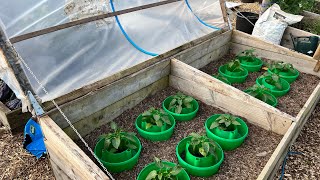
236,12,259,34
241,0,254,3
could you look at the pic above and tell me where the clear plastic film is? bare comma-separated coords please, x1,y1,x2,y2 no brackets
0,0,225,102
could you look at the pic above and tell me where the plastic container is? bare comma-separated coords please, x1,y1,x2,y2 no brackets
162,96,199,121
137,161,190,180
94,136,142,173
236,12,259,34
256,77,290,97
185,143,215,167
268,69,299,84
212,125,239,139
101,148,133,163
135,113,176,141
239,57,263,72
219,65,248,83
205,114,249,151
244,90,278,107
176,137,224,177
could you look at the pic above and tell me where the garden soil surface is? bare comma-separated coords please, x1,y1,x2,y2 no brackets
200,54,320,117
77,87,283,180
0,125,55,180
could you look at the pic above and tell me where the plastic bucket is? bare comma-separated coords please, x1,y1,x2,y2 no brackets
137,161,190,180
256,78,290,97
236,12,259,34
219,65,248,83
162,96,199,121
94,136,142,173
135,113,176,141
268,69,299,84
176,137,224,177
185,143,215,167
239,57,263,72
205,114,249,151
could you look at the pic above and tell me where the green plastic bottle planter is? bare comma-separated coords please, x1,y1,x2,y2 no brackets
176,137,224,177
162,96,199,121
256,77,290,97
94,136,142,173
268,69,299,83
244,90,278,107
135,114,176,141
137,161,190,180
185,143,215,167
212,125,239,139
141,121,167,132
239,57,263,72
205,115,248,151
219,65,248,84
102,148,132,163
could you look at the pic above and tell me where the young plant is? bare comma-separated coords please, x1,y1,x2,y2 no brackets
273,0,315,15
260,72,283,89
100,121,137,153
210,114,241,131
236,49,257,62
267,61,296,74
146,157,183,180
142,108,171,129
168,92,194,114
245,84,275,103
188,133,218,158
226,59,244,72
213,73,231,84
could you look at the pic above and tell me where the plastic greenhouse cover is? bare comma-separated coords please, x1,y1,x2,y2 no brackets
0,0,225,102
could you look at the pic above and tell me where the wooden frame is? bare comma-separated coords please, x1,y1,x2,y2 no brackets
35,29,320,179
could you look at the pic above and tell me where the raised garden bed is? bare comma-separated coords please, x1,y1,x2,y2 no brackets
30,29,320,180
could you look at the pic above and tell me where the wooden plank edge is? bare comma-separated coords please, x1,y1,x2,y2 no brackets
257,83,320,180
39,115,109,180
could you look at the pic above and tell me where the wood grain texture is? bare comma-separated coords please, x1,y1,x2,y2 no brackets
257,83,320,180
39,115,109,180
170,59,294,135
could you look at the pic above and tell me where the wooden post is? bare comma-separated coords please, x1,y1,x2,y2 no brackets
313,45,320,72
219,0,229,28
38,115,109,180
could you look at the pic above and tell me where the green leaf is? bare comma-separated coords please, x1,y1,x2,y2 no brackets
199,147,207,157
104,139,111,150
109,148,117,153
171,165,183,175
203,142,210,155
112,136,121,149
153,114,160,121
225,121,231,127
189,132,201,139
142,111,152,116
210,121,219,129
155,120,163,127
169,99,177,107
146,170,158,180
185,102,193,109
178,99,183,105
110,121,117,130
232,120,241,126
126,143,137,150
146,123,153,129
124,134,136,143
162,116,171,125
126,132,136,136
175,105,182,114
154,157,162,168
275,82,282,90
183,97,193,103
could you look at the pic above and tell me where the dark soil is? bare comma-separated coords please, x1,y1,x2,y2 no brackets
200,54,320,117
0,128,55,180
275,101,320,180
77,87,282,180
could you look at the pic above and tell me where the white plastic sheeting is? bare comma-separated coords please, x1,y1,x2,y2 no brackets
0,0,225,102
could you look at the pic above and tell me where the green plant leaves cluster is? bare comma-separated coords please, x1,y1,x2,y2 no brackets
260,72,283,90
142,108,171,129
226,59,243,72
168,92,194,114
236,49,257,62
146,157,183,180
209,114,241,131
273,0,315,14
188,133,218,158
100,121,137,153
246,84,275,103
267,61,296,74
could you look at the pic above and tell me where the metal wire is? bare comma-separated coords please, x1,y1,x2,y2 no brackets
18,54,115,180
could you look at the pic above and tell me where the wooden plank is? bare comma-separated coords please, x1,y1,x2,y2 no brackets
5,108,32,133
219,0,228,27
170,59,294,135
48,59,170,129
9,0,183,43
43,29,225,110
231,43,320,77
50,160,71,180
257,83,320,180
313,45,320,72
39,115,109,180
302,11,320,21
281,27,320,50
64,76,169,140
174,30,232,66
0,102,11,129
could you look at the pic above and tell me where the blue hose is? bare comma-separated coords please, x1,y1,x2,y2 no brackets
280,151,303,180
185,0,221,30
109,0,159,56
